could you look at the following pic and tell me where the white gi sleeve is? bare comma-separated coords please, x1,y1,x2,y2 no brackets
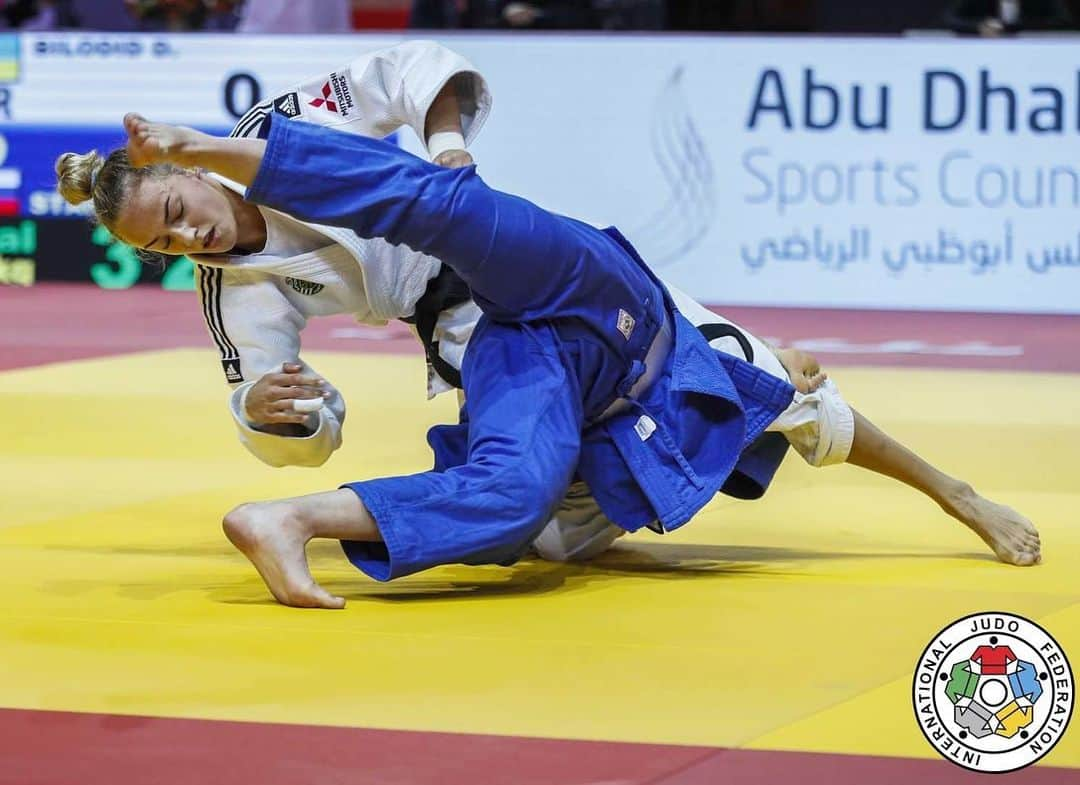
270,40,491,151
196,264,345,468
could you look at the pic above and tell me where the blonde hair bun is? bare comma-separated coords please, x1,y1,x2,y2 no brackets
55,150,105,206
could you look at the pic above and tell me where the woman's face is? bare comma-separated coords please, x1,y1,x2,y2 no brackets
112,169,238,256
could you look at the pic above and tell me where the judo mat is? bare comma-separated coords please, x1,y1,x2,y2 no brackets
2,284,1078,784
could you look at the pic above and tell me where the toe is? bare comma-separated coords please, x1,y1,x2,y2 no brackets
294,582,346,610
317,589,347,610
1012,551,1038,567
311,586,346,610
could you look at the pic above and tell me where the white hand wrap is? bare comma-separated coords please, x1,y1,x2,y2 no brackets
292,397,325,414
427,130,466,160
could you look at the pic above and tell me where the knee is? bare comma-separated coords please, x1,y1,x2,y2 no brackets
491,466,568,536
506,485,560,534
781,381,855,468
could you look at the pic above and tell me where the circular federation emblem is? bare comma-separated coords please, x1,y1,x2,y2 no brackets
913,612,1074,773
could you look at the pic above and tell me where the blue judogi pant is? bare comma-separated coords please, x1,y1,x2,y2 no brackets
247,115,674,580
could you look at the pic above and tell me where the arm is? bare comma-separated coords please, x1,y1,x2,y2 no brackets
196,264,345,468
424,79,474,168
255,40,491,158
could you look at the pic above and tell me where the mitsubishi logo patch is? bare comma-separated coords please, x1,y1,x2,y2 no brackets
617,309,636,340
309,82,338,113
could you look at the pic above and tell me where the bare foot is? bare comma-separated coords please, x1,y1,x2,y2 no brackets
946,486,1042,566
223,501,346,609
123,112,208,169
775,346,828,393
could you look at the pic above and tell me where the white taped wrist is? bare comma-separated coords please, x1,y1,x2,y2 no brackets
427,131,466,160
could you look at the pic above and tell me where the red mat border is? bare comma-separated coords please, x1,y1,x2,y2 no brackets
0,707,1076,785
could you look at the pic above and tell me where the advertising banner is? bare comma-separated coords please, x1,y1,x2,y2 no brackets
0,32,1077,311
0,217,193,289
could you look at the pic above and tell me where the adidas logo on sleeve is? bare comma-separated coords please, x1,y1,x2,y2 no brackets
273,92,301,119
222,359,243,383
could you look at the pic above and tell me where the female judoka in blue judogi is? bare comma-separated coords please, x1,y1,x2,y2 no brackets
121,112,1041,609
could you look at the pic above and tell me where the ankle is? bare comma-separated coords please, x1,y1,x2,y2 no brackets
279,504,315,543
940,480,976,517
172,132,209,169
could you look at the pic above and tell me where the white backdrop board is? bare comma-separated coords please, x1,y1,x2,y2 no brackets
3,32,1079,311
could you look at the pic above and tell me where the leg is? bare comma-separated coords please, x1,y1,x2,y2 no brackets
667,284,1041,565
341,319,583,581
222,488,379,610
226,320,583,601
846,409,1041,566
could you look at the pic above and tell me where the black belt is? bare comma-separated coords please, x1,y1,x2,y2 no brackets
401,265,473,389
696,322,754,363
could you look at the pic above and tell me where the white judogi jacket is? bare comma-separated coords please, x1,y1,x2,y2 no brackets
191,40,488,468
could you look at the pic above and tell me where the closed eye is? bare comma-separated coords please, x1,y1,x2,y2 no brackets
159,194,177,250
148,194,174,251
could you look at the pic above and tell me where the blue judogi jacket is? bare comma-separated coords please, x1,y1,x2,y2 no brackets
427,228,796,535
578,312,794,532
579,229,795,532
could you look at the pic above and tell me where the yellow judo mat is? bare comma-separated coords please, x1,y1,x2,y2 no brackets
2,348,1078,769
